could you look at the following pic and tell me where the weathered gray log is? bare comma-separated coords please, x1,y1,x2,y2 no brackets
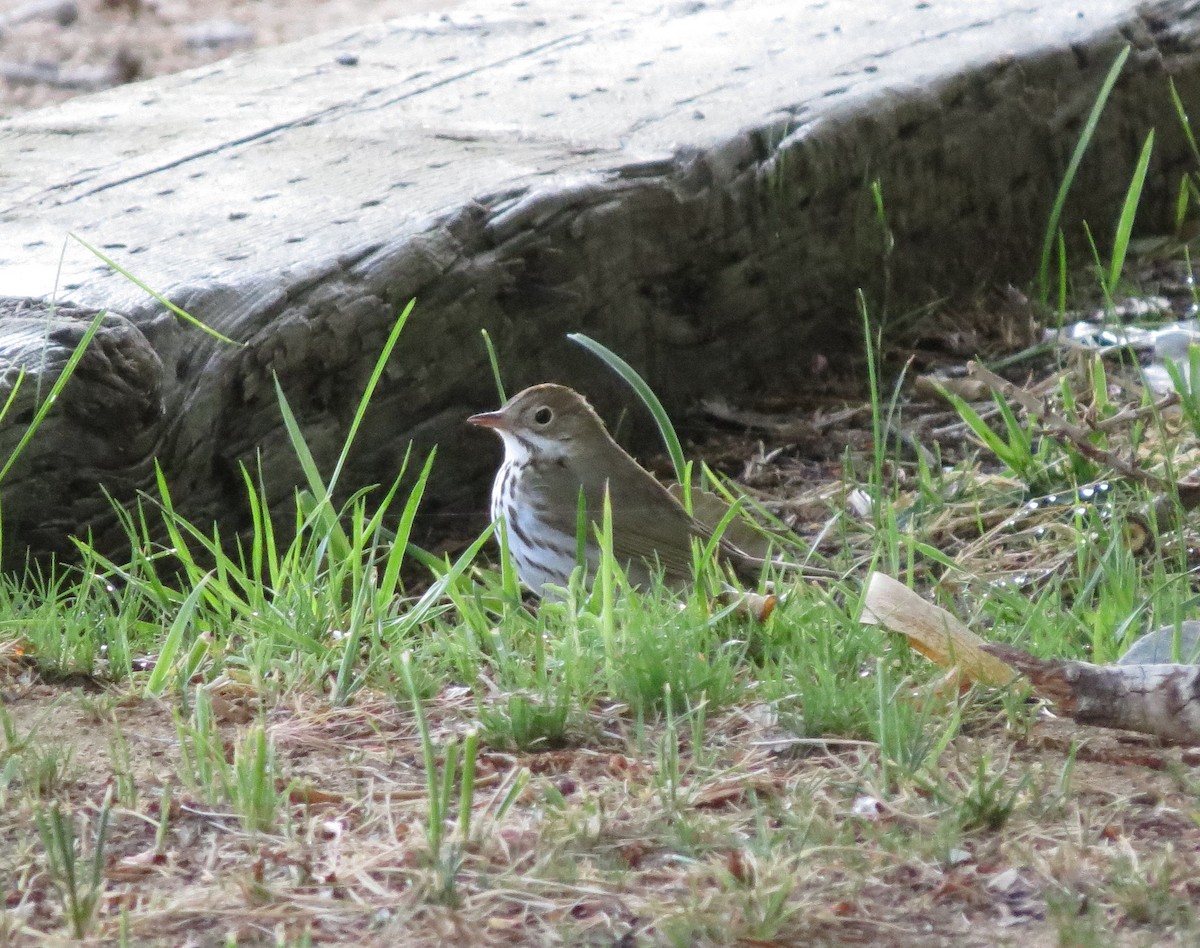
1,0,1200,563
986,643,1200,744
0,299,164,560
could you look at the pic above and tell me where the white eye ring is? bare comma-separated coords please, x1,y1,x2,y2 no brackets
534,406,553,425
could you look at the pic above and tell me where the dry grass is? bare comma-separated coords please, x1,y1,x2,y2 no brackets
2,676,1199,945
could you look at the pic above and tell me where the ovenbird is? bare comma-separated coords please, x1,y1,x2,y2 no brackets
468,383,828,596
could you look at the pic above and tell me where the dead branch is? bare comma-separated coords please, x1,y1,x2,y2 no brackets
864,572,1200,745
984,644,1200,744
966,361,1169,491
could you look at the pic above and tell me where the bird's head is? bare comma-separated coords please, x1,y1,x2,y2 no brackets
467,383,607,462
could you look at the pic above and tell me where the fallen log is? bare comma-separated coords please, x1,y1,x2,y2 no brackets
984,644,1200,744
3,0,1200,563
862,572,1200,745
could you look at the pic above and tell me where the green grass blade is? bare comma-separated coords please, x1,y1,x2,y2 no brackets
1056,230,1068,320
566,333,687,486
575,487,588,577
376,450,436,604
0,369,26,426
0,311,105,485
327,301,416,493
481,329,507,403
144,574,213,696
274,377,328,499
458,729,478,841
1107,128,1155,293
1175,176,1192,235
993,396,1035,477
1170,77,1200,166
70,235,238,345
273,302,415,554
273,380,351,561
1037,45,1130,306
1081,220,1112,311
936,385,1018,469
393,523,496,638
400,650,443,852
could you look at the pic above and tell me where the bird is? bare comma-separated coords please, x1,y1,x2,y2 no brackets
467,383,831,597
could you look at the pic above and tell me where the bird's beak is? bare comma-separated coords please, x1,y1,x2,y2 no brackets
467,409,508,430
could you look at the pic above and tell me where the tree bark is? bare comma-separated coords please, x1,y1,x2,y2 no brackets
985,645,1200,745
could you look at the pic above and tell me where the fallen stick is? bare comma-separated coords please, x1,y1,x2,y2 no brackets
983,643,1200,744
861,572,1200,744
0,0,77,34
0,52,139,91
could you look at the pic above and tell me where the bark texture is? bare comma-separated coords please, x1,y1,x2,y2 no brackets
986,644,1200,744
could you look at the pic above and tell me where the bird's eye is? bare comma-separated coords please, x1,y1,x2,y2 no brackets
533,406,553,425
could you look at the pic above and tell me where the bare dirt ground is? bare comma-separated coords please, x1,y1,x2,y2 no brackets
0,0,457,117
4,673,1199,946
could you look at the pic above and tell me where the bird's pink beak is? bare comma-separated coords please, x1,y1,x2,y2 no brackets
467,409,508,430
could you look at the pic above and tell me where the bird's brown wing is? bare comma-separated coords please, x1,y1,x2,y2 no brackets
601,454,839,583
582,446,710,582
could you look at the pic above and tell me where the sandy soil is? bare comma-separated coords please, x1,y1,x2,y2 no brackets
0,0,458,116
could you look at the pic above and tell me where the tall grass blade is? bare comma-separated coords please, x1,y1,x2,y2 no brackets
327,301,416,493
0,311,106,484
144,574,213,696
273,302,416,551
70,235,237,344
376,450,436,604
1036,45,1130,306
1170,78,1200,166
1107,129,1155,294
481,329,507,403
566,332,687,486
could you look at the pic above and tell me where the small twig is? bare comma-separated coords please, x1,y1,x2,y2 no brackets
0,0,77,34
1089,392,1181,432
967,361,1170,492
